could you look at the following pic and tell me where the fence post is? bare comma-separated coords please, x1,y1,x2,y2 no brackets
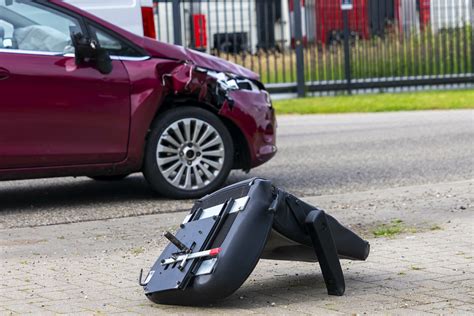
293,0,305,98
172,0,182,46
342,9,352,94
471,22,474,74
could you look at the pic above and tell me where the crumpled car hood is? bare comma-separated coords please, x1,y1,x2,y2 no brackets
141,37,259,81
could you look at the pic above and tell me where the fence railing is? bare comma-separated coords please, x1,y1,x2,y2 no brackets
153,0,474,96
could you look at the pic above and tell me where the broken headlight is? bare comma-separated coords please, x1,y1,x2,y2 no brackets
195,67,271,107
196,67,262,93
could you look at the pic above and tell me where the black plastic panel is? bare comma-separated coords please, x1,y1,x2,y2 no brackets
144,216,217,294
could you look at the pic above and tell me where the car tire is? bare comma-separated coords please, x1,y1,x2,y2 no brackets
143,106,234,199
89,175,129,181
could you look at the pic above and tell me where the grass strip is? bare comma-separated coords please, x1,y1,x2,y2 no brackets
273,90,474,115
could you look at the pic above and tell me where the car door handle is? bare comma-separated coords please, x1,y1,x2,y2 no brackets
0,68,10,80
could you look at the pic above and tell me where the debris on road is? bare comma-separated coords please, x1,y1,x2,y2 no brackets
140,178,369,305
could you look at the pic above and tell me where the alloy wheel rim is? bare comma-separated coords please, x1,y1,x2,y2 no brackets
156,118,225,191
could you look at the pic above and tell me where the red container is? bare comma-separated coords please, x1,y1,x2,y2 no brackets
315,0,370,44
192,14,208,49
313,0,432,43
418,0,431,30
141,5,157,39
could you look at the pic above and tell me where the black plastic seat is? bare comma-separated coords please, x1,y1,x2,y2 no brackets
140,178,370,305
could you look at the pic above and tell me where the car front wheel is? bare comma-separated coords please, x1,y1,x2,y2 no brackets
143,106,234,199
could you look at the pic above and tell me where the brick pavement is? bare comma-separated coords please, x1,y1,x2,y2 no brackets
1,181,473,315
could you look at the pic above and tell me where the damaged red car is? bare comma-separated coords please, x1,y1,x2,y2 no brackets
0,0,277,198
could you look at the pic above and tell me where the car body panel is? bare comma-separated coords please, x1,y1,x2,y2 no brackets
119,58,179,169
0,52,130,169
139,37,259,80
220,90,277,168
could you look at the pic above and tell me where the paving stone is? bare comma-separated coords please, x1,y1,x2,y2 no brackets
1,182,473,314
382,307,433,315
2,303,50,314
39,302,90,314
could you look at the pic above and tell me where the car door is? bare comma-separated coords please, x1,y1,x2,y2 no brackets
0,0,131,169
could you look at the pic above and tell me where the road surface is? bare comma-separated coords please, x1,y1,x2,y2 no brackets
1,110,472,228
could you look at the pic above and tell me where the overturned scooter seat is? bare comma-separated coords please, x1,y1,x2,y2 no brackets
140,178,370,306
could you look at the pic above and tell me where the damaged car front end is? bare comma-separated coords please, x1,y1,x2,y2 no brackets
124,36,278,198
163,63,277,169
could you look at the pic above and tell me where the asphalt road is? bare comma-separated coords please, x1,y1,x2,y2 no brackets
246,109,474,196
0,110,472,228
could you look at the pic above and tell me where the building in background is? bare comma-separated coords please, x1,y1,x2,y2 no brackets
153,0,472,53
63,0,473,53
155,0,289,53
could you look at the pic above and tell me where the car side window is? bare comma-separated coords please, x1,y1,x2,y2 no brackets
0,0,81,53
88,25,143,57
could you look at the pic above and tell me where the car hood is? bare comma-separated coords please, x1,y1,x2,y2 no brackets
141,37,259,80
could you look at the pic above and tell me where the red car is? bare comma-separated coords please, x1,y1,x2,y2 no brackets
0,0,276,198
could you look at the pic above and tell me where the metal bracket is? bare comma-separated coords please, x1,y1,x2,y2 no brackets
161,248,222,266
138,269,148,286
164,231,191,253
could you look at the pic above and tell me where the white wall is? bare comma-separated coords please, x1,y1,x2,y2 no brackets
399,0,421,34
430,0,473,31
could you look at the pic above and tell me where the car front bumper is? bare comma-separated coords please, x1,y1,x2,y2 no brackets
219,89,277,169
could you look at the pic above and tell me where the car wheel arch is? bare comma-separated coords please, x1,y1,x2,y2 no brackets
146,98,251,172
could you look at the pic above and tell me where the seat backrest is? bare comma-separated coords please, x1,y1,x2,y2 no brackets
143,178,276,306
270,191,370,261
14,25,69,52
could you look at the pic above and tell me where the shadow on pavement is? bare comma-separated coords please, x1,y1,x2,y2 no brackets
215,273,328,308
0,174,253,214
0,175,158,212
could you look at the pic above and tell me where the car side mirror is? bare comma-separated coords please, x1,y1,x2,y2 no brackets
70,31,113,75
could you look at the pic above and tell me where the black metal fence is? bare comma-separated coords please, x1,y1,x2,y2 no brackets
153,0,474,96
